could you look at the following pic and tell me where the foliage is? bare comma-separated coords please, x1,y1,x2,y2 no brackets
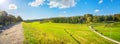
0,10,23,27
25,13,120,24
17,16,23,22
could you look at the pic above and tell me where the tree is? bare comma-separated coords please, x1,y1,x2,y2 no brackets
86,17,92,23
93,16,100,23
26,13,120,24
99,16,104,22
104,16,109,22
0,11,9,25
114,14,120,21
84,14,93,19
0,13,3,25
79,17,84,23
17,16,23,22
8,15,17,24
0,10,20,26
84,14,93,23
112,15,116,21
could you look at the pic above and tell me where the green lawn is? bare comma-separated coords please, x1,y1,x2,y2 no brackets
94,22,120,42
22,22,114,44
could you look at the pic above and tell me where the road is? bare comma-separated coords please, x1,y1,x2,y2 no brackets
0,23,24,44
89,26,120,44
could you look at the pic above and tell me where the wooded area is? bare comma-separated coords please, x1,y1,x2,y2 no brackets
0,10,23,27
27,14,120,24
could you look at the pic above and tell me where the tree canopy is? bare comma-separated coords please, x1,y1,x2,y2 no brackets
26,13,120,24
0,10,23,26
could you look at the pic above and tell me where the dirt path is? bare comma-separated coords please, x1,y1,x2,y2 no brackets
0,23,24,44
89,26,120,44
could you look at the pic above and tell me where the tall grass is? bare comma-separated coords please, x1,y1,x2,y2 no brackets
23,22,114,44
94,22,120,42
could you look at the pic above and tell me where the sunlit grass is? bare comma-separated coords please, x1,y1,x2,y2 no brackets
22,22,114,44
94,22,120,42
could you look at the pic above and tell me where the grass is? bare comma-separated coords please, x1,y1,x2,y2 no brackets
93,22,120,42
22,22,114,44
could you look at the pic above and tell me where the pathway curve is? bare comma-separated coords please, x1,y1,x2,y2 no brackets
0,23,24,44
89,26,120,44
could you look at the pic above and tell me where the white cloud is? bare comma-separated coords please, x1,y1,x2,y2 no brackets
28,0,45,7
99,0,103,4
8,4,17,10
94,9,100,13
48,0,77,9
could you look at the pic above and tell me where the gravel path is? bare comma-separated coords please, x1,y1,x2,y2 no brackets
89,26,120,44
0,23,24,44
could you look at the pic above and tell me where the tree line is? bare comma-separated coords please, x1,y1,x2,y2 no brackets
38,14,120,24
0,10,23,26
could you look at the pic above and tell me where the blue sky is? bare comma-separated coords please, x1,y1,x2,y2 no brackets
0,0,120,20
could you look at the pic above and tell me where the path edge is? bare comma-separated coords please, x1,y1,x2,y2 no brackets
89,26,120,44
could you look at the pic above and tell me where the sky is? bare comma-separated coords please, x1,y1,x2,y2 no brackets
0,0,120,20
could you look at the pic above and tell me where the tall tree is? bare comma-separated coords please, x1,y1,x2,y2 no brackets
86,17,92,23
114,14,120,21
17,16,23,22
93,16,100,23
84,14,93,23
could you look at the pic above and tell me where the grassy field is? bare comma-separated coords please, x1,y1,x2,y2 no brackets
94,22,120,42
22,22,114,44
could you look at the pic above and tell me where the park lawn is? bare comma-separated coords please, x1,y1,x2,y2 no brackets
22,22,114,44
94,22,120,42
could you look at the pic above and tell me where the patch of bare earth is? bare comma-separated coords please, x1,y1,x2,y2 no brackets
0,23,24,44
